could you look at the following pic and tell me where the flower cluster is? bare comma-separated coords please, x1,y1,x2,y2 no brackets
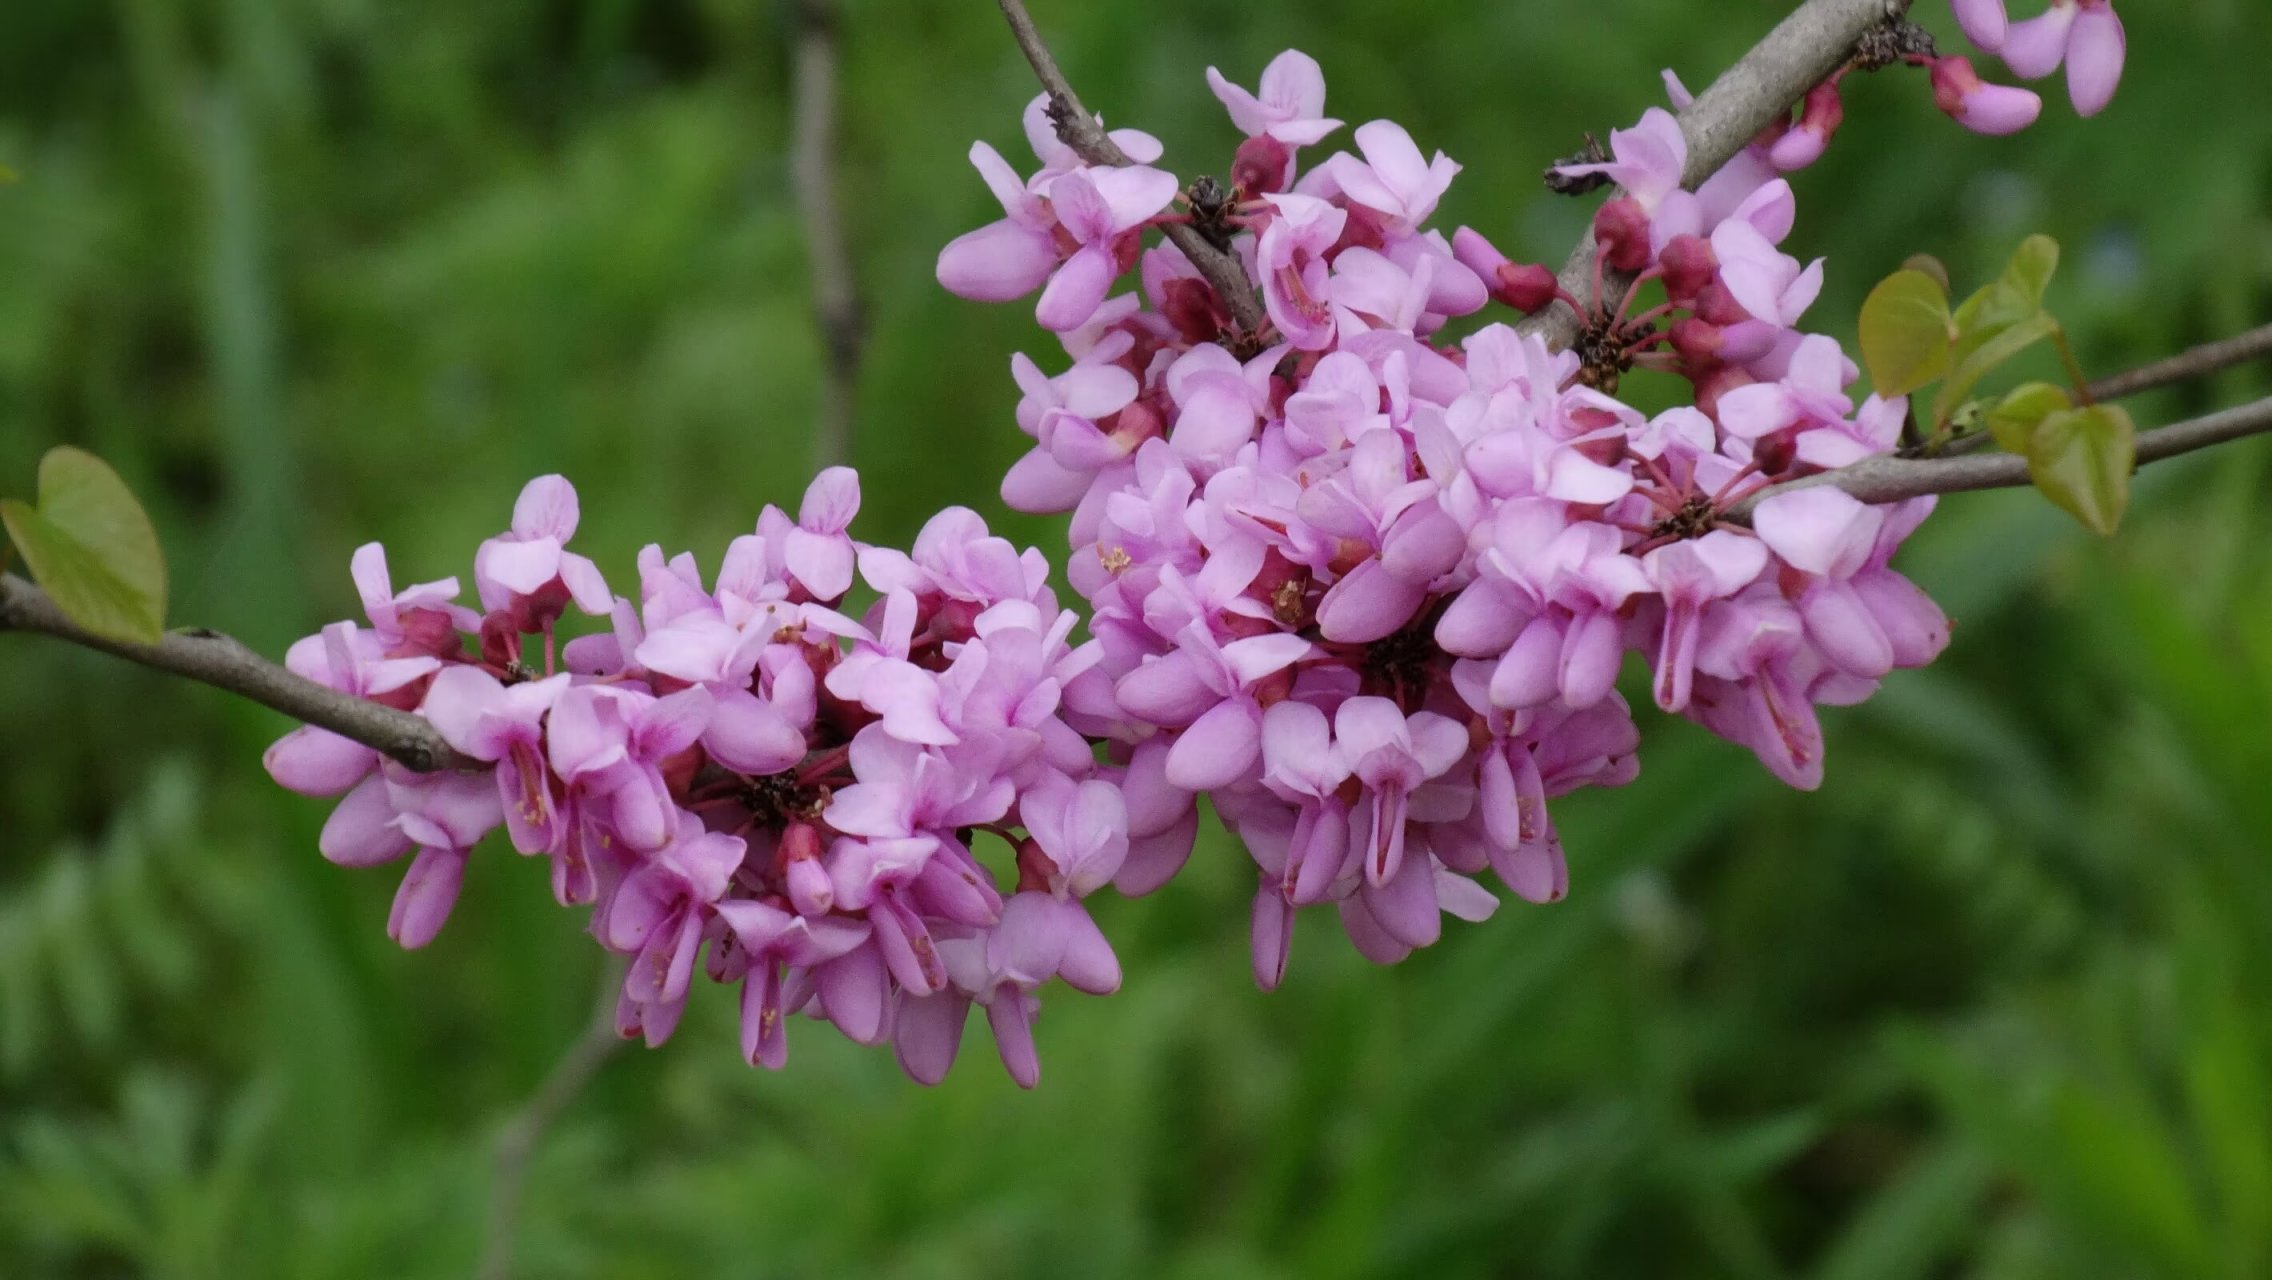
931,27,2059,984
1953,0,2126,118
263,1,2132,1088
264,472,1127,1087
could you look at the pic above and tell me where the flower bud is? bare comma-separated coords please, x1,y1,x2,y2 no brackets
1952,0,2010,51
1592,196,1653,273
1930,56,2042,136
1658,234,1718,303
1232,134,1293,195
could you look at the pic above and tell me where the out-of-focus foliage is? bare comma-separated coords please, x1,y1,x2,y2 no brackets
4,1,2271,1275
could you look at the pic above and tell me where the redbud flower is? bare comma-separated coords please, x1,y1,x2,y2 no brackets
1034,165,1181,332
1549,106,1686,211
1317,120,1460,234
474,475,612,623
1999,0,2125,116
1930,55,2045,135
1953,0,2011,50
1206,49,1343,147
1256,193,1348,350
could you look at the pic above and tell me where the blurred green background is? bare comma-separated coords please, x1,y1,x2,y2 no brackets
5,0,2272,1276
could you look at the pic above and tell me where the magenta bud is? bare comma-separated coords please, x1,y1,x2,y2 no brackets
2066,1,2126,117
1669,315,1723,364
1451,225,1510,279
1658,234,1718,302
1494,262,1561,313
1232,134,1293,195
1161,277,1227,345
1693,281,1750,327
1769,83,1842,171
1953,0,2010,51
783,823,834,915
1931,56,2043,136
1592,196,1653,273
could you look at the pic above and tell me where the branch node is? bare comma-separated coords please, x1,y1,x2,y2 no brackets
1543,134,1610,196
1852,18,1937,71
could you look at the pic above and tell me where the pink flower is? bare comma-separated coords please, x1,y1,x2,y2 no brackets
1930,56,2045,135
1550,107,1686,212
602,815,749,1046
265,622,438,796
1206,49,1343,147
1953,0,2010,50
1256,193,1347,351
2001,0,2125,116
1709,220,1824,331
1034,165,1181,333
781,467,861,601
712,901,871,1067
1319,120,1459,233
1334,696,1468,889
345,766,506,950
351,543,478,658
936,142,1061,302
1644,532,1770,713
473,475,612,623
422,665,573,857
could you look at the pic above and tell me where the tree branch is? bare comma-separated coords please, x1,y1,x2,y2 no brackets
1724,393,2272,519
2086,321,2272,403
0,572,472,772
792,0,866,471
477,959,627,1280
1519,0,1912,350
994,0,1267,339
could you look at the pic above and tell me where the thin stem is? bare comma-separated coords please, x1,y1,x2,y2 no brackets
1725,393,2272,522
2052,327,2096,407
2087,322,2272,402
477,958,628,1280
994,0,1265,339
792,0,865,471
0,572,473,772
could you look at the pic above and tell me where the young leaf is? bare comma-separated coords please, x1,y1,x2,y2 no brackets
2028,404,2135,535
1859,269,1954,397
1933,310,2061,426
1985,382,2072,454
1898,253,1951,296
0,447,169,644
2003,233,2061,308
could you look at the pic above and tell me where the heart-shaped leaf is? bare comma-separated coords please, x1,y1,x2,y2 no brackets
2027,404,2135,536
1985,382,2072,454
1,447,168,644
1859,269,1954,398
2001,234,2060,308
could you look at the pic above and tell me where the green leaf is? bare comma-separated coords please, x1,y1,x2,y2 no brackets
1933,310,2061,426
1985,382,2073,454
1859,269,1954,397
2028,404,2135,535
0,447,168,644
1898,253,1951,296
2003,233,2061,308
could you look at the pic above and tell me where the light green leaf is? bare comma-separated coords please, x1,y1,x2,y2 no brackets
2028,404,2135,535
0,446,168,644
1859,269,1954,397
1933,310,2061,426
2003,233,2061,308
1985,382,2073,455
1898,253,1951,296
